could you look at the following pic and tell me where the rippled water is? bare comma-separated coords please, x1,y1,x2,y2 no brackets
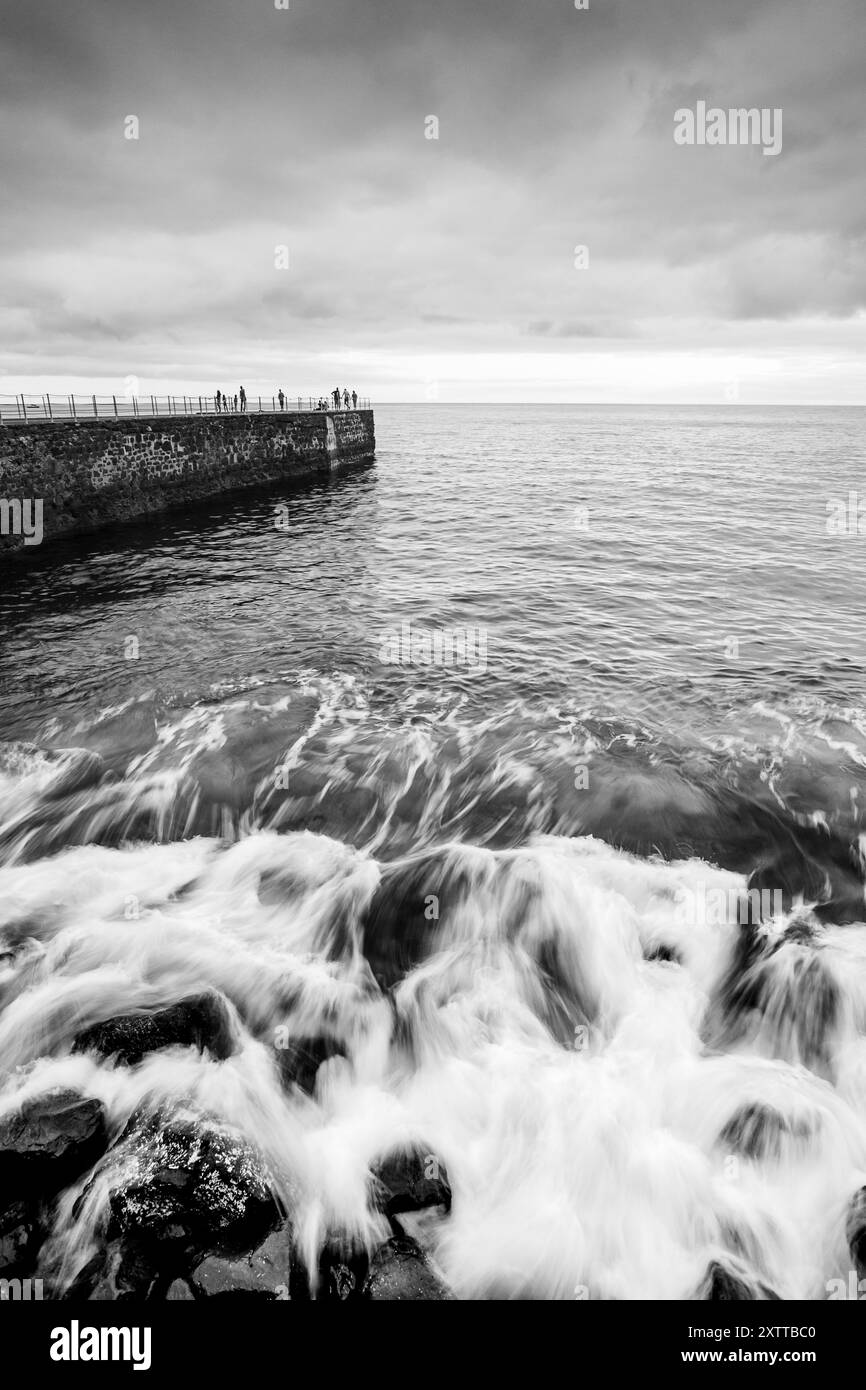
1,404,866,1300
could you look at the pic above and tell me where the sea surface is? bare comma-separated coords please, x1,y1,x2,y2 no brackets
1,403,866,1299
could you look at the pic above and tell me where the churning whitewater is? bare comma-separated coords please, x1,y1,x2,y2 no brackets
1,670,866,1301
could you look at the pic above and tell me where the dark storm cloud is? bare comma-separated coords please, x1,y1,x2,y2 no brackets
0,0,864,389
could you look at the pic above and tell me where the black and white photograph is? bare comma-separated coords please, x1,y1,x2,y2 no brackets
1,0,865,1363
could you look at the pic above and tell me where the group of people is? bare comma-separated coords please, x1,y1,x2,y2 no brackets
214,387,246,413
213,386,360,413
312,389,360,410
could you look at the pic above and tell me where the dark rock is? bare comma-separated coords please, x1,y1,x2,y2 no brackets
289,1239,368,1301
703,923,839,1078
43,749,107,800
0,1090,108,1197
363,1236,451,1301
0,1199,42,1274
371,1145,451,1217
360,852,454,988
845,1187,866,1279
644,943,680,964
74,991,236,1065
275,1034,345,1094
189,1223,293,1298
719,1102,815,1161
106,1114,280,1261
86,1244,164,1301
698,1259,781,1301
747,826,866,926
166,1278,195,1301
47,699,159,778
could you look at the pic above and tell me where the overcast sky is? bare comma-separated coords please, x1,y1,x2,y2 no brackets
1,0,864,401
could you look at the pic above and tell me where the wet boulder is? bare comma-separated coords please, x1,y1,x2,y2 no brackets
106,1114,280,1261
0,1089,108,1198
718,1102,815,1162
0,1199,42,1275
43,748,107,801
370,1144,451,1217
360,851,457,988
364,1236,451,1301
289,1239,368,1301
84,1243,165,1301
166,1278,195,1300
703,923,839,1079
74,991,236,1066
189,1221,293,1298
697,1258,781,1301
747,823,866,926
275,1034,346,1095
47,698,159,778
845,1187,866,1279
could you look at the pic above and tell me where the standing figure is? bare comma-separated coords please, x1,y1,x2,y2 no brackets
239,385,247,413
351,390,357,409
215,390,222,413
278,389,284,411
342,388,350,408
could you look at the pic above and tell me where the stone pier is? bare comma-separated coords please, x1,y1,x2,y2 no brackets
0,409,375,553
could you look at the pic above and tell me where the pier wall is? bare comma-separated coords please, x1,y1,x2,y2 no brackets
0,409,375,553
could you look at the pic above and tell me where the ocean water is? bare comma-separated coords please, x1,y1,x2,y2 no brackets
1,403,866,1299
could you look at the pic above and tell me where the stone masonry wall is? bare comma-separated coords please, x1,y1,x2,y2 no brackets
0,409,375,554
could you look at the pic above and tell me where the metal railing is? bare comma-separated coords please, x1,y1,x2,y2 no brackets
0,393,372,423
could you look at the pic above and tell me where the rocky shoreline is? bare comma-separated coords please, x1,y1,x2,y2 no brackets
0,996,452,1301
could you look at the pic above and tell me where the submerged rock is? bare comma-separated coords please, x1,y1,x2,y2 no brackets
697,1259,781,1301
275,1034,345,1095
363,1236,451,1301
0,1090,108,1197
718,1101,816,1162
371,1145,451,1217
360,852,454,988
845,1187,866,1279
703,922,840,1079
74,991,236,1065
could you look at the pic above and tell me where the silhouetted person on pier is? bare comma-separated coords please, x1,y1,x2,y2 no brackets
278,389,284,411
215,390,222,413
343,388,350,408
352,390,357,408
332,388,340,409
239,386,247,413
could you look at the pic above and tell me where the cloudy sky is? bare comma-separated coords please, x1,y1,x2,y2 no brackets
1,0,864,401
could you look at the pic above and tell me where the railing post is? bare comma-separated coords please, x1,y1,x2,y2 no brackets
46,394,53,420
112,395,118,417
70,394,76,419
18,394,24,420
